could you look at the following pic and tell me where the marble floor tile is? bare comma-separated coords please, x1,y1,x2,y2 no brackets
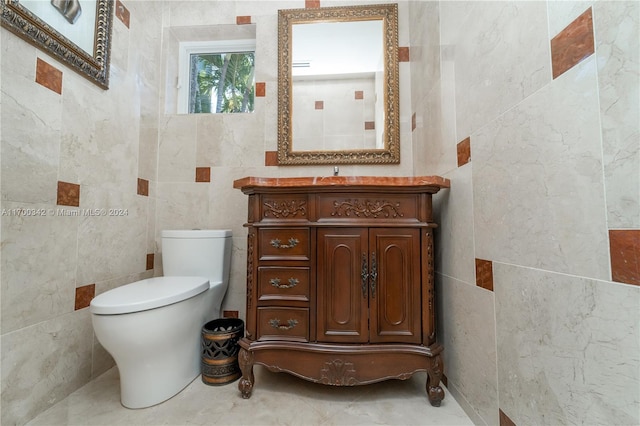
27,367,472,426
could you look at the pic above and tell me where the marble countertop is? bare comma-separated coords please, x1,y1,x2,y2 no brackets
233,175,451,190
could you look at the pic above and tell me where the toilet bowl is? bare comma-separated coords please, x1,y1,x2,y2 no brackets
90,229,232,409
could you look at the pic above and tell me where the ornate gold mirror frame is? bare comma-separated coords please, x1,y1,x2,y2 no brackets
277,3,399,165
2,0,114,89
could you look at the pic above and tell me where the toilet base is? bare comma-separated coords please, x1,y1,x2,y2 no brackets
93,292,207,409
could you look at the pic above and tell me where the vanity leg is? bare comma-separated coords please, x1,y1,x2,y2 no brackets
426,353,445,407
238,347,255,399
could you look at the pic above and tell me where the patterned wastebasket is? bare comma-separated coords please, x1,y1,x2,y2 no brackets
201,318,244,385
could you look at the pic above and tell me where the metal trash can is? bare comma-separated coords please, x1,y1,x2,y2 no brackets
201,318,244,385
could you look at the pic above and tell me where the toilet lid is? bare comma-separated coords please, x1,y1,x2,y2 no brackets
90,276,209,315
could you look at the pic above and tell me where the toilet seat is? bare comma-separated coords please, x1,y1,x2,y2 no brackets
90,276,209,315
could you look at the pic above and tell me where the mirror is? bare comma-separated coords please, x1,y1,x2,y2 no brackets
277,4,399,165
2,0,113,89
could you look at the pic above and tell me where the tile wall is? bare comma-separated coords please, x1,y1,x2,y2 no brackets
1,1,163,424
407,1,639,425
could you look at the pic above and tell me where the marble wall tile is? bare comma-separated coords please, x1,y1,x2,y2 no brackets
472,58,610,280
157,115,197,182
35,58,63,94
550,7,594,79
1,309,93,425
137,178,149,196
115,0,130,28
594,1,640,229
440,1,550,140
75,186,148,286
475,259,493,291
196,113,266,168
0,201,78,334
58,76,140,190
57,181,80,207
195,167,211,182
433,165,476,286
1,56,62,204
609,229,640,285
436,273,499,426
456,137,470,167
495,263,640,425
155,183,211,244
74,284,95,310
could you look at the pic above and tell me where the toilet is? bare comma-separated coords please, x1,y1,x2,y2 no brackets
90,229,232,409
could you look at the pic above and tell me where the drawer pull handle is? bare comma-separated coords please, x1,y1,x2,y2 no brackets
270,238,299,249
268,318,299,330
270,277,299,289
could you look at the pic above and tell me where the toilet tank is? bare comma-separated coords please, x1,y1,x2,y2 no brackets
161,230,232,284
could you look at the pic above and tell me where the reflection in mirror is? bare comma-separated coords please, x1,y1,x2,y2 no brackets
292,20,384,151
278,4,399,165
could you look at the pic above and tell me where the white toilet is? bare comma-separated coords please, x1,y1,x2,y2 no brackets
90,229,233,409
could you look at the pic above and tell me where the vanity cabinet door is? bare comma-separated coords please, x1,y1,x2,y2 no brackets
317,228,422,344
317,228,369,343
368,228,422,344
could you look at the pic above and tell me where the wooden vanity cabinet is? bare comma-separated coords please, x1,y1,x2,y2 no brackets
233,176,450,407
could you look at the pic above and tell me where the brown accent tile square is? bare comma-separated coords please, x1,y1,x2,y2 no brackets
57,181,80,207
115,0,130,28
499,409,517,426
265,151,278,166
315,101,324,110
457,137,471,167
35,58,63,94
475,258,494,291
223,310,239,318
137,178,149,196
412,113,417,131
306,0,320,8
551,7,594,79
236,16,251,25
146,253,154,270
609,230,640,286
195,167,211,183
255,82,266,97
355,91,364,100
364,121,375,130
75,284,95,311
398,46,410,62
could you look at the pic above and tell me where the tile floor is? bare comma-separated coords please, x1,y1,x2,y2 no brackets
28,367,473,425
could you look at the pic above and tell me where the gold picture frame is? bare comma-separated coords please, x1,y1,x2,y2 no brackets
277,3,400,165
1,0,114,89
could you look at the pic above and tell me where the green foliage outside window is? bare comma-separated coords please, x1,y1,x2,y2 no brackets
189,52,255,113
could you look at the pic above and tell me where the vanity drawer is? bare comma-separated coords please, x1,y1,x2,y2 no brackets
257,307,309,342
258,228,310,260
258,267,310,302
260,194,308,221
317,193,419,222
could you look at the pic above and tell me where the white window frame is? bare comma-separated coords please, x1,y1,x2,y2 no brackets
177,39,257,114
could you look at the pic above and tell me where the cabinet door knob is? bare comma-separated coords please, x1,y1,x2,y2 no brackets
361,253,369,298
370,251,377,298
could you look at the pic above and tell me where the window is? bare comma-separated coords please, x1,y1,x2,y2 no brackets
178,40,256,114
